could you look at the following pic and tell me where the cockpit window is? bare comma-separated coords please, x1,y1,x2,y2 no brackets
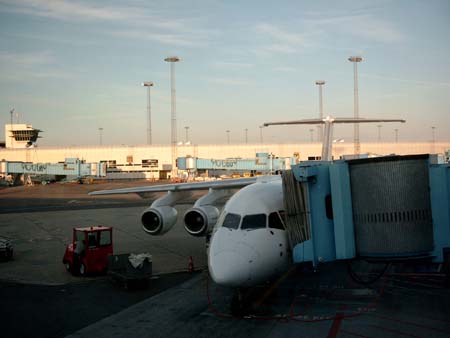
222,213,241,229
269,211,285,230
241,214,266,230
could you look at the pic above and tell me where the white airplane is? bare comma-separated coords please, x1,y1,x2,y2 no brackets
90,115,405,311
90,175,291,289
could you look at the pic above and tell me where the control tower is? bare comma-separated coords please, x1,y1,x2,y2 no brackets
5,124,42,148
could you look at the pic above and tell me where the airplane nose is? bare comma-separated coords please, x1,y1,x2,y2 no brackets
208,232,258,287
209,251,249,287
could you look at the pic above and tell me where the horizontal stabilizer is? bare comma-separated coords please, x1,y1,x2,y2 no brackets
264,117,405,126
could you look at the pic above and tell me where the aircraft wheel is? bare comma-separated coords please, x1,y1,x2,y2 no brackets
230,289,249,317
79,263,86,276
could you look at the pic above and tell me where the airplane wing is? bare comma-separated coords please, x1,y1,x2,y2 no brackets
89,176,279,237
88,177,258,196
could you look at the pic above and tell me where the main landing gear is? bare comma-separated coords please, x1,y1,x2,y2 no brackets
231,288,251,317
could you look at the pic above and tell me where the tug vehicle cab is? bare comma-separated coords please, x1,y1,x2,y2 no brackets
63,226,113,276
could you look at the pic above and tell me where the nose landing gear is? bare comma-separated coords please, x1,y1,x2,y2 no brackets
231,288,251,317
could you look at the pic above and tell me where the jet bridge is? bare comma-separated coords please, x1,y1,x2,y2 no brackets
284,154,450,267
1,158,106,184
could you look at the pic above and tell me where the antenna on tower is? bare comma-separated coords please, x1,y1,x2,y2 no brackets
10,108,15,126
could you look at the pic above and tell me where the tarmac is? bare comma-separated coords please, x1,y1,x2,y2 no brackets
1,181,450,338
0,181,207,285
68,265,450,338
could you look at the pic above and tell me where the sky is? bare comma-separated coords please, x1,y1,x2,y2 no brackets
0,0,449,146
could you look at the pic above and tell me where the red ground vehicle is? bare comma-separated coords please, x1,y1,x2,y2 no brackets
63,226,113,276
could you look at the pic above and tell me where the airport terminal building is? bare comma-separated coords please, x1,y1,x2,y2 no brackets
1,123,449,180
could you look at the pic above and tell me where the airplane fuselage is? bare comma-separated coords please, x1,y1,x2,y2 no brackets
208,179,291,287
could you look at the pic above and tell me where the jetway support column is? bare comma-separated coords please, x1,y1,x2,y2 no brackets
329,162,356,260
430,164,450,263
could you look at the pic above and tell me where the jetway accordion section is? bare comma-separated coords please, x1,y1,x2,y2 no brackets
281,170,311,247
348,155,433,257
289,154,449,266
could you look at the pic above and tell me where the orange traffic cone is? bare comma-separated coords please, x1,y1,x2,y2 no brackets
188,256,194,273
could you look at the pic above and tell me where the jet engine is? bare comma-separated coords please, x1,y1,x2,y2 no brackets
141,206,178,235
183,205,219,237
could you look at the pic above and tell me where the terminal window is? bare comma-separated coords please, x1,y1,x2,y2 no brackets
101,160,116,168
142,159,158,168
